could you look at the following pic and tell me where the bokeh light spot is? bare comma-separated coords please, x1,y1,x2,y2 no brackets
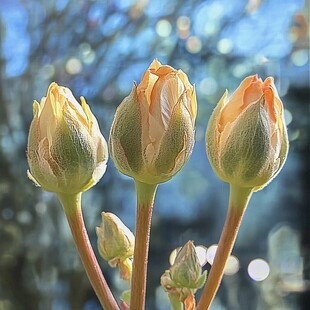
289,129,300,142
156,19,172,38
169,247,181,265
17,211,32,225
224,255,240,275
65,58,82,75
217,38,233,54
177,16,191,39
206,244,218,265
79,43,96,64
284,109,293,126
195,245,208,266
177,16,191,31
248,258,270,281
186,36,202,54
291,49,309,67
35,202,47,216
232,63,249,78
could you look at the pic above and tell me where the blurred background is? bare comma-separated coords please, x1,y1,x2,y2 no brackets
0,0,309,309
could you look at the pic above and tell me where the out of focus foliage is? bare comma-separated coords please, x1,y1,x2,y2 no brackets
0,0,309,309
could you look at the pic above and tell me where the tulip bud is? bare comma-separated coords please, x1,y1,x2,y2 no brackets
206,75,289,191
109,59,197,184
27,82,108,194
96,212,134,280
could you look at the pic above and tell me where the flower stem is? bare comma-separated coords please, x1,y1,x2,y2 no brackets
196,184,253,310
168,293,184,310
130,181,158,310
57,193,119,310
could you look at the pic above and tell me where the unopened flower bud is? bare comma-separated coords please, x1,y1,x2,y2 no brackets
206,75,289,191
120,289,131,310
109,59,197,185
27,82,108,194
96,212,134,280
170,240,207,289
161,241,207,306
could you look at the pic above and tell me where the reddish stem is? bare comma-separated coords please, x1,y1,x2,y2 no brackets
58,193,119,310
130,181,157,310
197,185,252,310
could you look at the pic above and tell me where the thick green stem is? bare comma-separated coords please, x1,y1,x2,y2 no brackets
197,184,253,310
58,193,119,310
130,181,158,310
168,293,184,310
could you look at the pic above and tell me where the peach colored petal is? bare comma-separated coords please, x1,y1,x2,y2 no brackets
177,70,197,121
59,86,87,118
66,97,88,126
267,77,282,105
38,96,46,115
81,96,94,132
190,86,197,122
262,76,274,88
40,85,54,113
150,73,185,129
137,88,155,156
138,69,158,106
176,69,191,87
228,75,258,107
220,75,260,127
274,96,285,138
148,111,165,144
264,77,284,124
39,94,56,138
148,58,161,71
32,100,40,118
154,64,176,77
263,86,276,123
242,79,263,109
139,70,152,91
181,87,196,123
